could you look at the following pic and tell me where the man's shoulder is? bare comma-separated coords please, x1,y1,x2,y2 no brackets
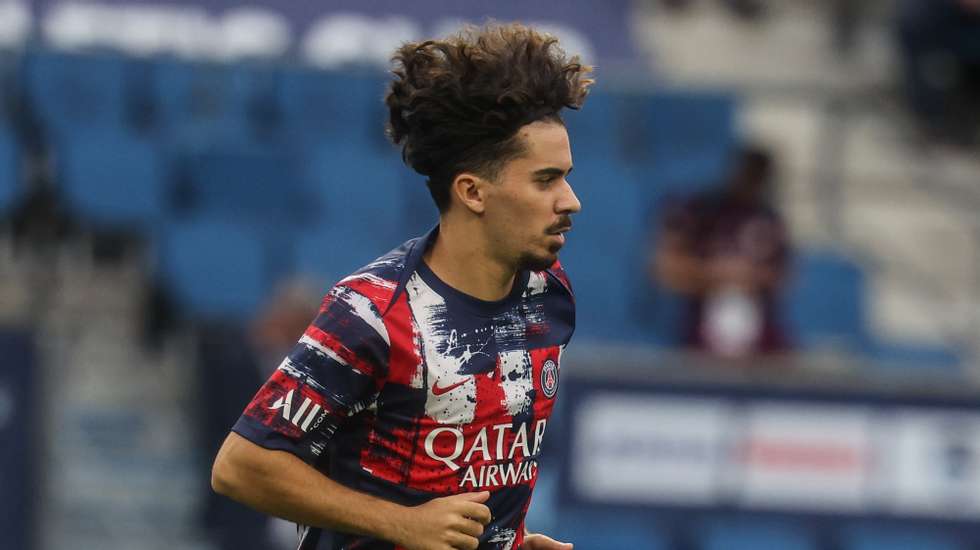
330,236,423,316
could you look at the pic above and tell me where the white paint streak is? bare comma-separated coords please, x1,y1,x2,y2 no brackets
337,272,397,290
299,334,349,367
335,286,390,345
409,321,425,389
276,358,326,391
498,349,533,416
526,271,547,296
406,273,476,424
488,528,516,550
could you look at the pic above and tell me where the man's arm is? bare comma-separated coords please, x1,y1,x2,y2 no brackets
212,432,491,550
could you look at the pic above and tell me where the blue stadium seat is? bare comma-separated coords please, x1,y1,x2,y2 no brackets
293,221,404,294
159,219,269,319
634,91,737,195
227,61,281,137
23,50,129,135
57,128,165,229
0,53,18,121
277,67,388,149
181,147,313,227
146,58,253,150
563,88,625,160
559,159,651,343
697,519,816,550
785,250,867,350
0,125,19,214
841,525,967,550
306,141,404,237
295,143,407,290
628,193,690,346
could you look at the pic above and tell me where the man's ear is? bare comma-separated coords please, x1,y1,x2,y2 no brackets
451,172,488,215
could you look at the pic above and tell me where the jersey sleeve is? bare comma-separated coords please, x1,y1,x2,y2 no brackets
231,284,390,464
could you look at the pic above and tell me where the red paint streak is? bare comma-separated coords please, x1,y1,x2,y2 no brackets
385,294,421,386
304,324,379,377
341,276,397,312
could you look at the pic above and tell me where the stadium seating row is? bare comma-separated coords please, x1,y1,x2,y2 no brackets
0,48,962,366
20,49,388,150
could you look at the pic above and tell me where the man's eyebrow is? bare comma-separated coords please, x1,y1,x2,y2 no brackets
531,166,574,178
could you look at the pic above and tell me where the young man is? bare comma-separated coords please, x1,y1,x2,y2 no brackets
211,23,591,550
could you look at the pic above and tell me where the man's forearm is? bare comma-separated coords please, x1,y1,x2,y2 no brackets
212,432,410,545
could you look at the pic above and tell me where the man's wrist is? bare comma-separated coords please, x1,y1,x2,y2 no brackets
372,499,412,547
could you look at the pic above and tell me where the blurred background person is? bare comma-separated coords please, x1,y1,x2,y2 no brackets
652,146,791,358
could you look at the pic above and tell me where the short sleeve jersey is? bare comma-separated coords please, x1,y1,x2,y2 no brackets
232,227,575,550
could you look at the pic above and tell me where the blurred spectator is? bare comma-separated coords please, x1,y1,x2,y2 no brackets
651,145,792,358
196,278,320,550
896,0,980,146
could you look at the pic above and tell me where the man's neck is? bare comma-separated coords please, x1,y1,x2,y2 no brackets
422,220,517,302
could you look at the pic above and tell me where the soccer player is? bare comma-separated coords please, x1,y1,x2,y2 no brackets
211,22,591,550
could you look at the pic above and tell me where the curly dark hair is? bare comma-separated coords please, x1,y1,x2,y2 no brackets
385,22,594,212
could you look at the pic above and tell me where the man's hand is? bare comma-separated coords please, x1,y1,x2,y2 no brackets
393,491,492,550
523,532,573,549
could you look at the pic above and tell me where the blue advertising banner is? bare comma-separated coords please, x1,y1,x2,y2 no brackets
0,329,37,550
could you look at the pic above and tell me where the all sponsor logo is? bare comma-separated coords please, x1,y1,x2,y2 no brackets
269,389,324,432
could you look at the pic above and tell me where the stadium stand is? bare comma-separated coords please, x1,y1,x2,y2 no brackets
178,146,310,225
158,218,269,319
22,50,129,137
293,142,409,291
144,57,255,149
0,123,19,215
277,67,388,149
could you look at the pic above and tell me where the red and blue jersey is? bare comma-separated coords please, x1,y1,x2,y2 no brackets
232,227,575,550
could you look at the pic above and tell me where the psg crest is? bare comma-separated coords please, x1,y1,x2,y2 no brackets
541,359,559,399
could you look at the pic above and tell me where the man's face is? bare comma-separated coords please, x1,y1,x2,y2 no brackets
483,120,581,272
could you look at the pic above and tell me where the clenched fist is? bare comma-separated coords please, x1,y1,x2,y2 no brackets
393,491,493,550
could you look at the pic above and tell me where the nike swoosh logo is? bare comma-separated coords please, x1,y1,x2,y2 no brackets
431,378,471,396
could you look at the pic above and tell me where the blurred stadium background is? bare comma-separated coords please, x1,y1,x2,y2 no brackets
1,0,979,549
